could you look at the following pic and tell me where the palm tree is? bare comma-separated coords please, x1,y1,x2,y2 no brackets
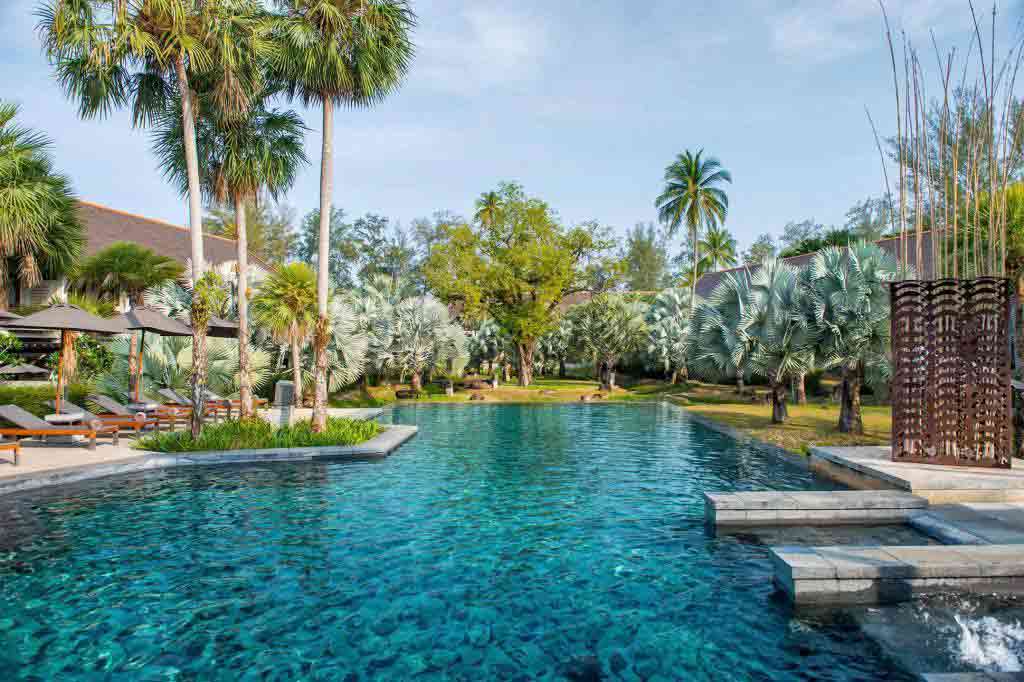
266,0,415,431
646,288,694,384
655,150,732,312
689,271,753,394
39,0,257,281
570,295,648,391
742,258,813,423
252,263,318,407
386,296,465,392
699,226,738,272
73,242,184,308
474,191,502,229
153,95,307,417
0,102,83,309
806,243,904,433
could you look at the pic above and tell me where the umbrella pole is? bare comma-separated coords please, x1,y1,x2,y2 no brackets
56,329,68,414
136,330,146,402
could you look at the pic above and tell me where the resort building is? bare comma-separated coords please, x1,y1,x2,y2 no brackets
695,231,937,297
6,200,256,309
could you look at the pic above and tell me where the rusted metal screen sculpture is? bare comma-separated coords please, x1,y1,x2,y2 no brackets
891,278,1013,468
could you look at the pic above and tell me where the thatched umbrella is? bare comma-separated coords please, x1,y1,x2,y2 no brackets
11,304,125,412
116,306,192,402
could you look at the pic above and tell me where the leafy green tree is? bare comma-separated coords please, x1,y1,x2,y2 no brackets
267,0,415,431
743,258,814,424
655,149,732,311
424,182,618,386
205,199,297,265
474,191,502,229
806,242,903,433
537,318,573,378
153,91,307,417
293,208,360,289
569,295,648,391
778,225,853,258
845,196,892,241
252,263,317,407
689,271,753,393
646,288,693,383
623,222,669,291
741,233,776,266
0,102,83,309
699,226,738,271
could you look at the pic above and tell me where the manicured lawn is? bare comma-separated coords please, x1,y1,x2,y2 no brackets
137,417,381,453
664,381,891,453
332,377,626,405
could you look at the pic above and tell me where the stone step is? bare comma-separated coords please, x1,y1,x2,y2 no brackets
772,544,1024,605
705,490,928,526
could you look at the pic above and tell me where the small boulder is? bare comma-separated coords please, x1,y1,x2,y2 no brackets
469,393,486,401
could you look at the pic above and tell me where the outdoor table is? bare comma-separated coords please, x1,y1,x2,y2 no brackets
44,411,86,444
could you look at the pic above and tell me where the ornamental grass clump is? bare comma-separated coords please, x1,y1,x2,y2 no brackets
137,417,381,453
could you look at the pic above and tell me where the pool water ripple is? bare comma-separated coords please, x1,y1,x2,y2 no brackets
0,403,914,680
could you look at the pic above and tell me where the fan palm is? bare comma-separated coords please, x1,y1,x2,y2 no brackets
655,150,732,312
806,242,904,433
73,242,183,308
251,263,317,407
646,288,695,384
385,296,465,392
265,0,415,431
689,271,753,393
570,295,648,391
153,94,307,416
742,258,814,423
0,102,83,309
699,226,738,272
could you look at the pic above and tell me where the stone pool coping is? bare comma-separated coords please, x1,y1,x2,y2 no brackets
0,425,418,497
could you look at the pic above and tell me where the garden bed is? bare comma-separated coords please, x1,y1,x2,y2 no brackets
136,417,381,454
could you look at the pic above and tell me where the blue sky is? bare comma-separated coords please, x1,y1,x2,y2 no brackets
0,0,1006,256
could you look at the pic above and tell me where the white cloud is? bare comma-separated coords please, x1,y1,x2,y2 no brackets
413,4,549,96
769,0,968,64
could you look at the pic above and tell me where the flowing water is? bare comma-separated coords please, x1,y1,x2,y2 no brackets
0,402,959,679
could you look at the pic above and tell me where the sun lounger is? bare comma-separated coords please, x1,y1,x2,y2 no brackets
156,388,228,421
0,440,21,466
88,394,183,430
49,400,162,434
0,405,118,450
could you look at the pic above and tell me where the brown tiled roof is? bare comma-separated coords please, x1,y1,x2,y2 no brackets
77,200,267,269
695,231,936,298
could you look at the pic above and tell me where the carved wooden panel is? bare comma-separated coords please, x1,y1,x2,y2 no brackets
890,277,1013,468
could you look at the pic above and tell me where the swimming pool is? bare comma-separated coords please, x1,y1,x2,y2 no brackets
0,403,918,680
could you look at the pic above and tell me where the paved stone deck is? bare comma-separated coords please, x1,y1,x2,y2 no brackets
921,674,1024,681
705,490,928,526
810,446,1024,503
772,544,1024,605
0,425,417,497
260,407,384,427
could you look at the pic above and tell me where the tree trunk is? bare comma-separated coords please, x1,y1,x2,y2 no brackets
503,362,511,383
599,360,614,392
175,54,205,281
312,96,334,433
128,332,138,399
235,193,252,418
517,341,535,387
690,224,699,315
410,370,422,393
736,374,745,395
794,371,807,405
838,367,864,434
678,363,689,382
558,357,566,378
190,323,209,438
770,381,788,424
290,335,302,408
670,368,679,385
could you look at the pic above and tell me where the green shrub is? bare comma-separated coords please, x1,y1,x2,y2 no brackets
0,383,92,417
136,417,382,453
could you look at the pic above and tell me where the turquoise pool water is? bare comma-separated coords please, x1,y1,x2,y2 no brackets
0,403,915,680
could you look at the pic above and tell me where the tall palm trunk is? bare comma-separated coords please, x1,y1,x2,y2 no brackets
410,370,422,393
235,194,252,418
176,53,207,436
794,371,807,405
312,97,334,432
838,366,864,434
290,333,302,408
770,381,788,424
690,224,699,314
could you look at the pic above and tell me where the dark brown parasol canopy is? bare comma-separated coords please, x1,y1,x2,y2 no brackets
0,363,49,378
115,306,192,402
11,304,125,411
0,309,22,325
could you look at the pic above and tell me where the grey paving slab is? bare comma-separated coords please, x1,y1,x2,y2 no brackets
706,489,928,526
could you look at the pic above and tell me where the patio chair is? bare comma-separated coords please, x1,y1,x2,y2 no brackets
48,400,162,435
0,440,21,466
87,394,183,430
157,388,227,422
203,390,268,415
0,405,119,451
